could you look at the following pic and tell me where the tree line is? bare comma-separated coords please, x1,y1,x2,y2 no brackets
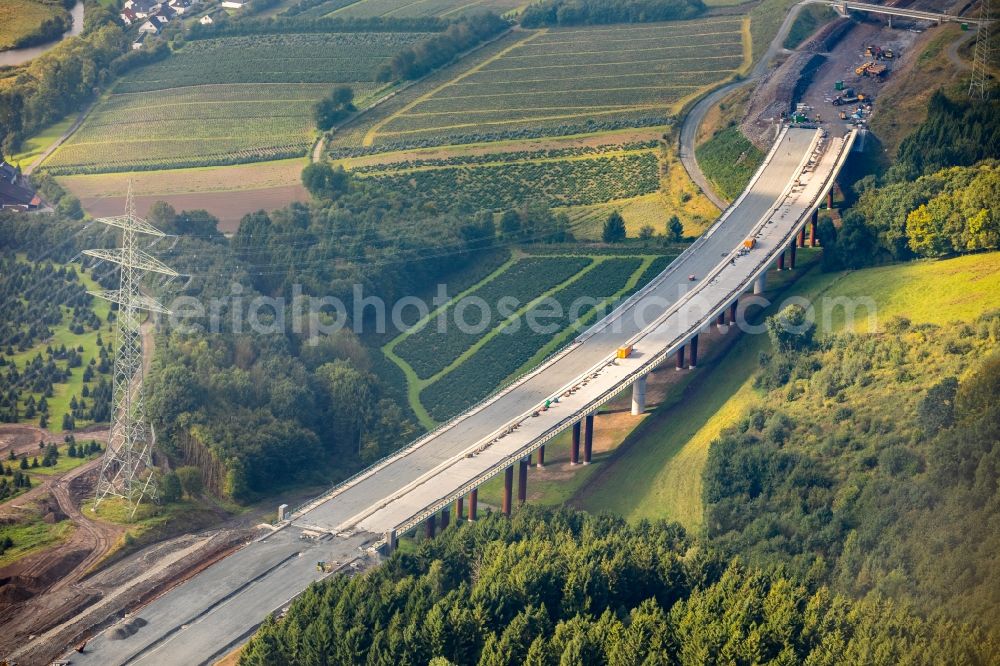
141,169,505,500
239,507,996,665
819,93,1000,269
376,12,509,82
520,0,705,27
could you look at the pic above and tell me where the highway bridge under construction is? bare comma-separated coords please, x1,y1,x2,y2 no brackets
64,124,856,665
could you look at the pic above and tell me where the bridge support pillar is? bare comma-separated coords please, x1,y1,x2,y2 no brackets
456,496,464,521
729,301,738,326
571,421,581,464
426,514,436,539
717,312,726,328
778,251,785,271
537,444,545,467
631,374,647,416
441,507,450,530
810,210,818,247
469,488,478,521
888,14,892,28
690,334,699,369
386,529,397,553
827,190,834,209
675,344,686,370
583,414,594,464
754,273,767,295
798,226,806,248
518,457,529,505
503,466,513,516
789,241,797,270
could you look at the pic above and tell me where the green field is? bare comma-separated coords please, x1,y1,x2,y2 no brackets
368,18,747,147
695,125,764,202
0,511,75,568
383,251,674,427
4,116,73,167
328,0,524,18
570,251,1000,530
0,0,65,51
44,32,428,173
414,254,672,423
356,142,660,210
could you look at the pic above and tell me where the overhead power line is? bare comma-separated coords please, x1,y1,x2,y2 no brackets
83,183,177,518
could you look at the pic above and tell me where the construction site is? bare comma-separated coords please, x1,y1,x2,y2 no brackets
0,0,992,664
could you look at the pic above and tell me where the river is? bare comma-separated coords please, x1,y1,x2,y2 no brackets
0,1,85,67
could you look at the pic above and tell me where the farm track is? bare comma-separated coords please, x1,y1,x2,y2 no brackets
25,99,95,177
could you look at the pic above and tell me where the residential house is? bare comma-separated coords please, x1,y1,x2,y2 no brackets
198,13,213,24
124,0,158,18
0,160,41,211
132,31,149,50
120,7,138,25
137,19,161,35
221,0,247,8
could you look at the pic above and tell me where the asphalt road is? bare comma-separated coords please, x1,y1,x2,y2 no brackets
61,128,828,666
678,0,810,209
295,128,819,535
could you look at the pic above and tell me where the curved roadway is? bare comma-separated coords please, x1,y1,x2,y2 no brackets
63,125,855,666
678,0,810,209
295,127,818,536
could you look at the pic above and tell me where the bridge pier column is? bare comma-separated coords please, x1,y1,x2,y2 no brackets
827,190,834,209
631,374,647,416
537,444,545,467
440,507,450,530
810,211,818,247
729,301,738,325
456,496,464,521
503,466,513,516
778,251,785,271
426,514,436,539
690,334,699,369
754,273,767,294
518,457,529,505
675,344,686,370
469,488,478,521
571,421,581,464
583,414,594,464
789,241,797,270
798,226,806,248
386,529,397,553
717,312,726,328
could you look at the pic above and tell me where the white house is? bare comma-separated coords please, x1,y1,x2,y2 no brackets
137,19,161,34
221,0,247,8
198,13,213,24
132,32,148,50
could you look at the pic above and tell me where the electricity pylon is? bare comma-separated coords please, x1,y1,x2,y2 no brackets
970,0,992,99
84,183,177,517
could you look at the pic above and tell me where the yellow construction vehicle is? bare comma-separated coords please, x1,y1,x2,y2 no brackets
855,61,874,76
616,345,633,359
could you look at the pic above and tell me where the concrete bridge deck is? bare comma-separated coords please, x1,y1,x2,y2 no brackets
62,126,855,665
